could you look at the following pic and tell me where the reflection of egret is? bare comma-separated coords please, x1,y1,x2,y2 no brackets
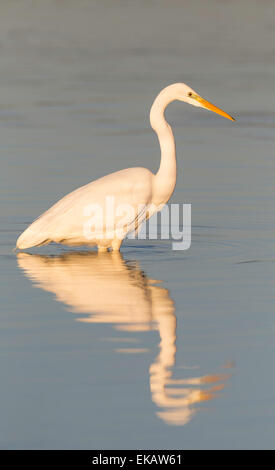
16,83,234,252
17,252,231,426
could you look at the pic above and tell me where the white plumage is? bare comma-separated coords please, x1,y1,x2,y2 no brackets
17,82,234,252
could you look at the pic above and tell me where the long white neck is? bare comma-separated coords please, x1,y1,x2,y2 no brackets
150,85,178,204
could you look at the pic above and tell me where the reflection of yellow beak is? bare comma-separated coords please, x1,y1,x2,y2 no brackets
195,95,235,121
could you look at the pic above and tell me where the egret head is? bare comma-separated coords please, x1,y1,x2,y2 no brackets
175,83,235,121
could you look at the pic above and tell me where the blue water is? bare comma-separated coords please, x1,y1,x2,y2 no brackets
0,0,275,449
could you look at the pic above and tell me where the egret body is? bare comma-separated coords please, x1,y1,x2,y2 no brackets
16,83,234,252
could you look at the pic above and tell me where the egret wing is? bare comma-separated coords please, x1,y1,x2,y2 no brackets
16,167,153,248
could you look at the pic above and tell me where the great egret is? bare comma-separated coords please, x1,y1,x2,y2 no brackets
16,83,234,252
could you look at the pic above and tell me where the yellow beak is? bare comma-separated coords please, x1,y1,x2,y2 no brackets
195,95,235,121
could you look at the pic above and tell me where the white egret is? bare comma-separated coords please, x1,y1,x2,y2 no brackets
16,83,234,252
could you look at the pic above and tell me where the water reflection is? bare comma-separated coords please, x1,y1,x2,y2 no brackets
17,252,231,426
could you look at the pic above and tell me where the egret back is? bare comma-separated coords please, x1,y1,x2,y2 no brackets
16,167,154,249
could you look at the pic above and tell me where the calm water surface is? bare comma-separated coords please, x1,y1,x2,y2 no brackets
0,0,275,449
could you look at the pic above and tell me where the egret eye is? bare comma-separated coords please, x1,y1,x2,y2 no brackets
188,92,193,97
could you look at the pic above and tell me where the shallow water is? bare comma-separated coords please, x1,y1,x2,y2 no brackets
1,0,275,449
